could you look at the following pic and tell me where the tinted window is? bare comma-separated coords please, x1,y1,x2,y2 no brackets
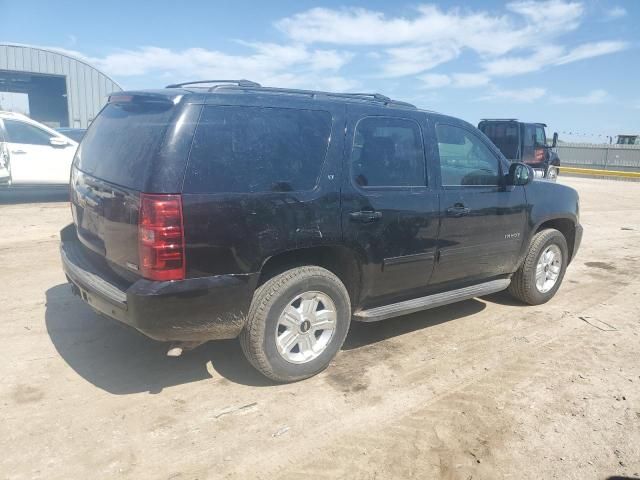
4,119,52,145
76,101,178,190
436,124,501,186
185,106,331,193
479,122,519,160
523,125,546,148
535,126,546,145
351,117,425,187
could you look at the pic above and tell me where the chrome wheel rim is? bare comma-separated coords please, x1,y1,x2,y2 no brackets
547,167,558,180
535,244,562,293
275,291,337,364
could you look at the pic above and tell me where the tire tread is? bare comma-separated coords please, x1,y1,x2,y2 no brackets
240,266,349,382
508,228,567,305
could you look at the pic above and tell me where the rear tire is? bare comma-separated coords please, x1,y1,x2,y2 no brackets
240,266,351,382
508,228,568,305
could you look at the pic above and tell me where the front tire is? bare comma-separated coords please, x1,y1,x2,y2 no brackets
508,228,568,305
240,266,351,382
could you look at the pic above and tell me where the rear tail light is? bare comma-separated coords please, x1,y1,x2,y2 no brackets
139,193,185,281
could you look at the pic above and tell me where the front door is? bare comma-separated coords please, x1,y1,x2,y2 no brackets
430,121,527,286
341,106,439,308
2,118,75,184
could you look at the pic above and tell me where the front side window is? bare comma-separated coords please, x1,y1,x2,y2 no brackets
3,119,52,146
436,124,501,186
535,126,546,146
351,117,425,187
185,106,332,193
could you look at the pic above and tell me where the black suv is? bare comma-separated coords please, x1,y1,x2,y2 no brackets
60,80,582,382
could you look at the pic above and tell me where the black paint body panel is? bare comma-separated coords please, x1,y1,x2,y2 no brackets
59,88,583,343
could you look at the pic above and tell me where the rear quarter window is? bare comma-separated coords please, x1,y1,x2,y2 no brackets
184,106,332,194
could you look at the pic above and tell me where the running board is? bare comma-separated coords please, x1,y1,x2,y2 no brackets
354,278,511,323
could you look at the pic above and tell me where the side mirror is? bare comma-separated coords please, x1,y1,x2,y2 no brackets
552,132,558,148
50,137,70,147
508,162,534,186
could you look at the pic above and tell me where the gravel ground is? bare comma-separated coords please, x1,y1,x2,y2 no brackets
1,177,638,480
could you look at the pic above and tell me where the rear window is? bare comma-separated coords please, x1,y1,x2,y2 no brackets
184,106,332,194
479,122,519,160
75,101,177,190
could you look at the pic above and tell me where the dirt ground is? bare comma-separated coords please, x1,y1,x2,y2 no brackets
1,177,639,480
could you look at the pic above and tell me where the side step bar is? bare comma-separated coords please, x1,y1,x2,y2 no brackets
354,278,511,323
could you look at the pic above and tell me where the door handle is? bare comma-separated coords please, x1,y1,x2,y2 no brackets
349,210,382,223
11,150,26,154
446,204,471,217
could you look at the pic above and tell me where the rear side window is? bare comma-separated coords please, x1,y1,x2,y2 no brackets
75,101,178,191
4,119,52,145
351,117,425,187
184,106,332,194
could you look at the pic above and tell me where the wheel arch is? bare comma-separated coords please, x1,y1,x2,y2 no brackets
258,246,363,309
533,217,576,262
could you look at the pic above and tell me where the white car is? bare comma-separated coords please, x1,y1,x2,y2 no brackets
0,111,78,186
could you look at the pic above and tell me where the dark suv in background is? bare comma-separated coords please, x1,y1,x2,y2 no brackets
60,80,582,382
478,119,560,180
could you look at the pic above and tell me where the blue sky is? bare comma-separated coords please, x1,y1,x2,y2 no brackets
2,0,638,142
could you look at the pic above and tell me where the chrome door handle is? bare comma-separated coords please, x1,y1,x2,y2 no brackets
349,210,382,223
446,205,471,217
11,150,26,154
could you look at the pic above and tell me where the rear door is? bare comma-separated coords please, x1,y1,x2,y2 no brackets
2,118,75,184
341,106,439,308
430,121,527,286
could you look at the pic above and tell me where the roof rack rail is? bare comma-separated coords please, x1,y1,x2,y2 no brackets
165,79,261,89
165,82,416,108
206,84,416,108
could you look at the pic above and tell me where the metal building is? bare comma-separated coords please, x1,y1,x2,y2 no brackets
0,43,122,128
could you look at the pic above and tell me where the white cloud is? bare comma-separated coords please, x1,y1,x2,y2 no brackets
382,44,459,77
550,89,609,104
40,2,631,96
276,2,588,78
66,44,356,91
419,73,452,89
480,87,610,105
452,73,491,88
483,46,564,76
479,87,547,103
277,3,583,54
419,72,490,89
606,6,627,19
555,41,628,65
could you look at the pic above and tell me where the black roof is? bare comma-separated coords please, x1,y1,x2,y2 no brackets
480,118,548,127
162,79,417,109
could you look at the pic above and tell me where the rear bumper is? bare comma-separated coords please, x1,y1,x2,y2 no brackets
60,224,257,342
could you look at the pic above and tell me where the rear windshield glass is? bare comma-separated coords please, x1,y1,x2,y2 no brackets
184,106,332,194
479,122,519,160
75,101,176,190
